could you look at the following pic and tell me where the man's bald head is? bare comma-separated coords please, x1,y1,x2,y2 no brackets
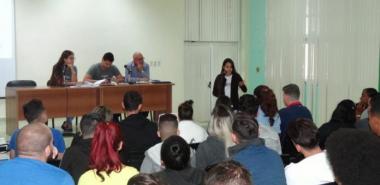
16,123,52,157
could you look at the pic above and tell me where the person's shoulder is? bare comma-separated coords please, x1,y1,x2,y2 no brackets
318,122,331,132
9,129,20,143
50,128,63,137
78,169,96,184
121,165,139,175
10,129,20,137
284,162,302,182
89,63,100,69
126,61,133,66
279,107,289,113
179,120,202,130
111,64,120,70
233,72,243,79
43,161,73,176
147,142,162,155
215,73,224,79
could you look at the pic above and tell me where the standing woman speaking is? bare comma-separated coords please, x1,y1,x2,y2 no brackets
47,50,78,132
213,58,247,110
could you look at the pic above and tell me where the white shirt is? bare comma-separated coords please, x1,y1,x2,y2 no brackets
224,75,232,98
178,120,208,144
259,125,282,154
285,151,335,185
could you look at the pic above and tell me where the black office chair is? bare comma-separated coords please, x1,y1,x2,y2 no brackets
6,80,37,87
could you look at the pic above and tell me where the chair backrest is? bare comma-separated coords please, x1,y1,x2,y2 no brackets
6,80,37,87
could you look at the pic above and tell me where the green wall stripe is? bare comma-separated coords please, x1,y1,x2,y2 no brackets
248,0,266,92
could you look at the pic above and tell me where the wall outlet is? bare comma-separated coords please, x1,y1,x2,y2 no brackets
149,60,161,67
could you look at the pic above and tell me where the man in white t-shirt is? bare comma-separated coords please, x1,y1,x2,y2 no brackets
177,100,208,145
285,118,334,185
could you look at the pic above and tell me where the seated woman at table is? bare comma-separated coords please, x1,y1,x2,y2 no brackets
47,50,78,132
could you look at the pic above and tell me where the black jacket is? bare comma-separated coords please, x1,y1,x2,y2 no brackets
318,121,354,149
155,167,205,185
119,113,160,170
60,138,92,184
212,73,247,109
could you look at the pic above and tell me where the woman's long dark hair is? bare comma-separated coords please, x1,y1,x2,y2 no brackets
329,99,356,128
47,50,74,86
259,87,279,126
220,58,237,75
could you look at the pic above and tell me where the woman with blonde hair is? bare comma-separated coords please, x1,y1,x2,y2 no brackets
195,104,234,170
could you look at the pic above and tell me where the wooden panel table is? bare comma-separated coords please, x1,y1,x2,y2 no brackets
5,83,173,135
6,87,67,135
67,87,99,116
99,83,173,113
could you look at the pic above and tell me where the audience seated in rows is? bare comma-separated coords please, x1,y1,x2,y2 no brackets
204,160,251,185
119,91,160,169
325,129,380,185
229,112,286,185
177,100,208,146
140,114,180,173
60,113,101,184
128,173,166,185
0,124,74,185
278,84,313,163
255,86,282,134
154,135,205,185
285,119,334,185
9,99,66,160
238,94,282,154
318,100,356,149
195,104,234,170
78,122,138,185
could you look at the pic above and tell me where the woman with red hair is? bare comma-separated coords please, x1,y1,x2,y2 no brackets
78,122,138,185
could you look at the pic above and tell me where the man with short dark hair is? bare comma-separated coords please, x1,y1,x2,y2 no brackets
229,112,286,185
205,160,252,185
285,119,334,185
279,83,313,162
83,52,124,82
119,91,160,169
140,113,179,173
326,129,380,185
8,99,66,159
0,124,74,185
60,113,101,184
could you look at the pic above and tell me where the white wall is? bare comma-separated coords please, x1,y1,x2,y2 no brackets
1,0,185,118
